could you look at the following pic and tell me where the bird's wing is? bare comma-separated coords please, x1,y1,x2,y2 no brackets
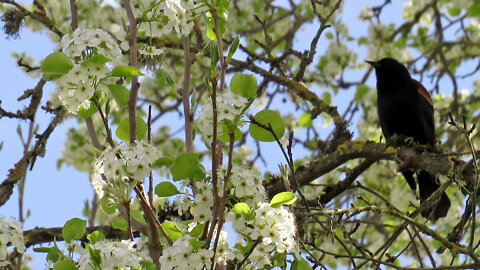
415,80,436,142
416,81,433,107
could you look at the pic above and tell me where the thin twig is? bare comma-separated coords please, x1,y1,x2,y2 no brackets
235,238,261,270
211,8,226,92
182,36,194,153
69,0,78,31
211,133,235,269
123,0,140,144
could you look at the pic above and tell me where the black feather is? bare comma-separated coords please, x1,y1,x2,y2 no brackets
367,57,450,221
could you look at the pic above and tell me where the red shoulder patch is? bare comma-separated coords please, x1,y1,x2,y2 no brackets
416,81,433,107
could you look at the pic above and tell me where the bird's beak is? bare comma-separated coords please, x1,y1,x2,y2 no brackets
365,60,380,68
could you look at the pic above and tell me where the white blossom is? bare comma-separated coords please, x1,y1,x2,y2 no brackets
196,91,249,137
174,181,193,215
60,28,122,59
138,46,164,57
91,141,161,201
191,182,214,222
359,6,374,21
227,165,265,202
72,240,148,269
228,202,298,268
159,236,213,270
133,0,202,37
0,218,25,267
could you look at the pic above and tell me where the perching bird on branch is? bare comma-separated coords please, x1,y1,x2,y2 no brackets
366,57,450,221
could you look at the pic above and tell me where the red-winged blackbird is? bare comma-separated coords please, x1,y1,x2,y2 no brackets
366,57,450,220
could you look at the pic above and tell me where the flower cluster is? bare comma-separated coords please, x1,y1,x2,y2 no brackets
52,28,122,114
358,6,374,21
319,42,356,81
160,236,212,270
0,218,25,267
54,64,97,113
91,141,161,201
227,165,265,203
133,0,199,37
159,229,231,269
229,203,297,268
365,23,413,62
174,180,193,215
191,182,214,222
196,91,249,137
60,28,122,59
71,240,148,270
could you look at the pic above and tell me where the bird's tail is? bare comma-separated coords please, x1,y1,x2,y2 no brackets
417,170,451,221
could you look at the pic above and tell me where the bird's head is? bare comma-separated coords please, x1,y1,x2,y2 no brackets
366,58,412,88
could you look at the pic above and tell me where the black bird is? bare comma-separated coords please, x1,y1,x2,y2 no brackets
366,57,450,220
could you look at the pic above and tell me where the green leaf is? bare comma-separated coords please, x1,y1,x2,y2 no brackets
189,223,205,237
272,252,286,267
210,42,219,70
111,65,143,77
206,10,228,41
230,73,257,98
100,197,118,214
270,191,296,207
141,261,157,270
204,74,213,91
354,84,369,102
77,90,107,118
81,54,111,67
468,2,480,17
189,239,205,251
298,112,312,127
33,247,53,253
41,52,73,76
34,246,62,263
155,182,180,197
161,221,183,240
62,218,87,243
447,6,461,16
322,91,332,103
199,41,215,55
215,0,230,11
131,208,146,224
357,37,369,45
54,259,78,270
170,153,206,181
44,73,64,81
115,116,147,143
112,217,128,231
314,236,322,248
233,202,250,215
107,84,130,108
227,35,240,60
249,109,285,142
235,241,254,255
218,120,242,143
291,257,312,270
152,156,175,167
158,69,175,87
85,244,101,266
87,231,105,244
105,97,111,116
334,227,344,240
